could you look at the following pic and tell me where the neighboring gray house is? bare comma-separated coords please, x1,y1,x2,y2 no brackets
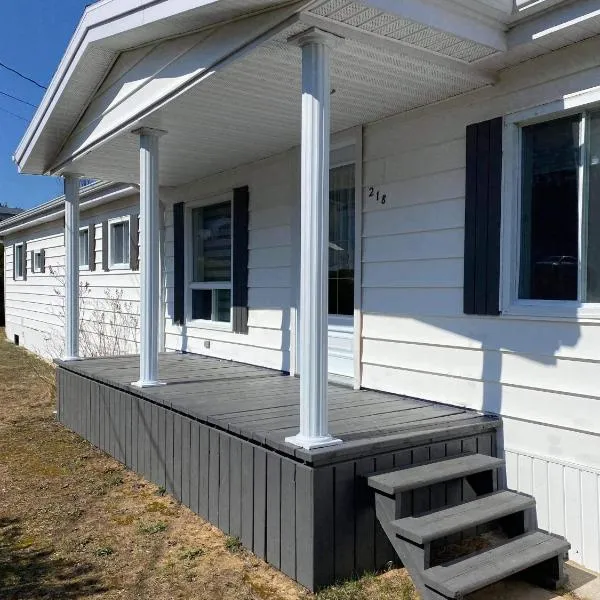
4,0,600,596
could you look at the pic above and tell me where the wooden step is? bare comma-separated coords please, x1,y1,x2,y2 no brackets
422,531,570,599
368,454,504,496
391,490,535,544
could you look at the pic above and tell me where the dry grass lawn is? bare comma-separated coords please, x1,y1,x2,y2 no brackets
0,333,595,599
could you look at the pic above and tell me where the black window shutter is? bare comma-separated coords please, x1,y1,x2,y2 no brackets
12,245,16,280
30,250,34,273
129,214,139,271
464,117,502,316
88,225,96,272
173,202,185,326
40,249,46,273
22,241,27,281
232,186,250,334
102,221,110,271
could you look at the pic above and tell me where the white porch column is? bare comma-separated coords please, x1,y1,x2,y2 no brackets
286,28,343,450
132,127,166,388
63,174,81,361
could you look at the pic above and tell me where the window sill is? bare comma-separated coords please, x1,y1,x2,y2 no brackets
502,301,600,322
186,319,233,332
109,263,130,271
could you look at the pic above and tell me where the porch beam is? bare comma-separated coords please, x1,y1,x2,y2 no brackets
286,27,342,451
298,13,498,84
63,173,81,361
361,0,507,51
132,127,166,388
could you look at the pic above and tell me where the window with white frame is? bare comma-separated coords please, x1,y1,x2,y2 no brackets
513,110,600,305
14,243,23,279
33,250,43,273
109,217,130,269
79,227,90,269
189,200,232,323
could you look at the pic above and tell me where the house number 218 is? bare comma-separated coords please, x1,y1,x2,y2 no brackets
369,187,387,205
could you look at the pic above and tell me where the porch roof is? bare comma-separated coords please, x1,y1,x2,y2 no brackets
15,0,600,187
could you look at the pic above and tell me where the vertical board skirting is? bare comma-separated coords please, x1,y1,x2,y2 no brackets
505,448,600,572
55,367,501,590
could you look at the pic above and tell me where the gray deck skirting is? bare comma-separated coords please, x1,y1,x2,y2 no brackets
56,354,500,590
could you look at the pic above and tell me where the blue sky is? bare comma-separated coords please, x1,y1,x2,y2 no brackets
0,1,90,210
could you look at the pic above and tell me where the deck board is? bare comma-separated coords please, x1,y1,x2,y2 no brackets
57,353,499,465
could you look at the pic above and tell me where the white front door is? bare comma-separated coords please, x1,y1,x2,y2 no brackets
327,160,356,383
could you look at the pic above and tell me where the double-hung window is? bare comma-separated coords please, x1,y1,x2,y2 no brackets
33,251,43,273
506,105,600,315
189,199,232,324
14,243,24,279
79,227,90,269
109,217,130,269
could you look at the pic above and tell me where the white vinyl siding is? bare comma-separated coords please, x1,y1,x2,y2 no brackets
360,36,600,572
4,198,140,359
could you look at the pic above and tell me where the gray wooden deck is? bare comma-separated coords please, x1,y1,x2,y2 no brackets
57,352,498,466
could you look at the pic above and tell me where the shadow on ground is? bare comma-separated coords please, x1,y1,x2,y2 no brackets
0,517,106,599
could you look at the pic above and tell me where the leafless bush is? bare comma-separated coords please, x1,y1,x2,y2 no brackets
44,265,139,358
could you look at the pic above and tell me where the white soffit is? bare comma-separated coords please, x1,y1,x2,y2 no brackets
63,19,489,187
307,0,503,61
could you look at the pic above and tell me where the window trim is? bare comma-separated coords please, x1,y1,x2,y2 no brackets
79,226,90,270
108,215,130,270
185,193,233,329
32,250,43,273
14,243,24,280
502,90,600,321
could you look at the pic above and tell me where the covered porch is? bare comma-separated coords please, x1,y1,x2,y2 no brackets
56,352,500,591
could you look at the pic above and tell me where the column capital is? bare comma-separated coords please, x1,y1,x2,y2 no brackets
132,126,167,138
288,27,343,49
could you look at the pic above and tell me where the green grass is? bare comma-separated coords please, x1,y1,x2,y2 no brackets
94,546,114,558
179,547,205,561
224,536,242,553
138,521,168,535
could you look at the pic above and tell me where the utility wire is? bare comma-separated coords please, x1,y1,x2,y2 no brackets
0,106,29,122
0,90,36,108
0,60,47,90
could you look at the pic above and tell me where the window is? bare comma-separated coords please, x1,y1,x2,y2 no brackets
189,200,232,323
109,218,130,268
515,110,600,306
79,227,90,269
329,164,355,316
33,251,43,273
14,243,23,279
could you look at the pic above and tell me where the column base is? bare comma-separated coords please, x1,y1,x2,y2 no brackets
62,355,82,362
131,380,166,388
285,433,343,450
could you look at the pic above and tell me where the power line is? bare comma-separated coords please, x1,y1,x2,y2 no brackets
0,60,47,90
0,90,36,108
0,106,29,122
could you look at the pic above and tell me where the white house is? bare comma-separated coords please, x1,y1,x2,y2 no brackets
4,0,600,594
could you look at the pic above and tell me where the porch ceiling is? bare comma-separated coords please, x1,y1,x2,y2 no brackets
63,19,491,187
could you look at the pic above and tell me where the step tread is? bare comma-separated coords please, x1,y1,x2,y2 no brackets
368,453,504,495
423,531,570,598
391,490,535,544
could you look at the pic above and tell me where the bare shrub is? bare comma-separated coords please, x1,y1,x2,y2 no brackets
43,265,139,358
